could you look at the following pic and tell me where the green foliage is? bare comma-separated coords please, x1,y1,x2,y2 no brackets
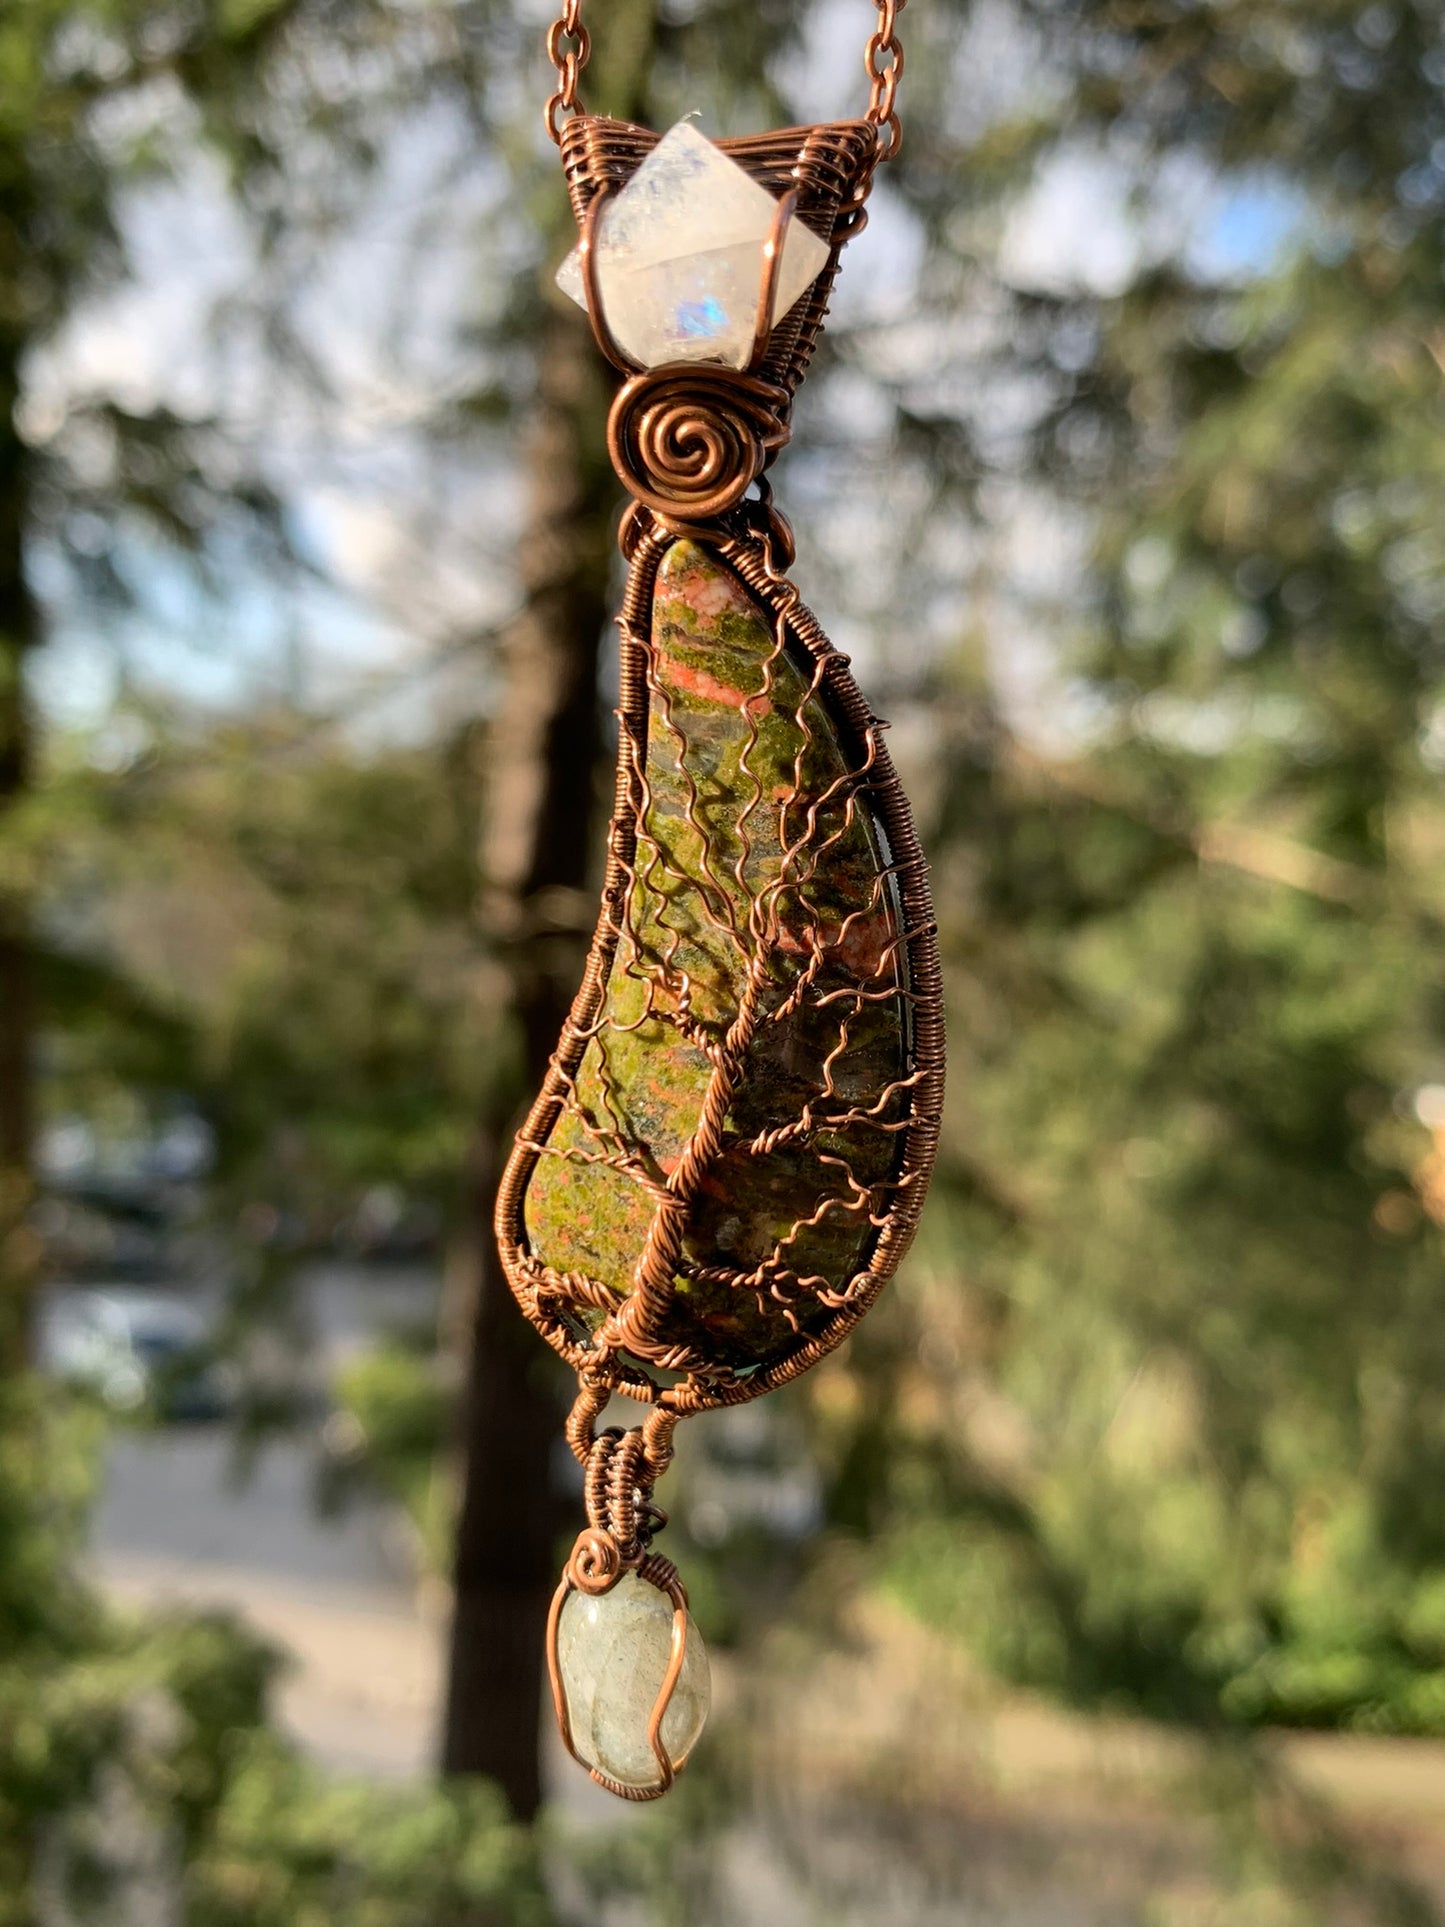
179,722,490,1203
0,1378,276,1922
328,1339,453,1571
0,1372,553,1925
0,1380,101,1652
37,712,494,1214
186,1738,549,1927
831,0,1445,1740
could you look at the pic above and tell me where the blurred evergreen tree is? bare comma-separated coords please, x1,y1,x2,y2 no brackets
0,3,554,1909
850,0,1445,1737
0,0,319,1363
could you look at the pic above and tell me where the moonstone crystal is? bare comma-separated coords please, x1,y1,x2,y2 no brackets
556,120,831,370
557,1572,711,1788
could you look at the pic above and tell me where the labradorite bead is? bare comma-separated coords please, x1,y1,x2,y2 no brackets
557,1572,710,1789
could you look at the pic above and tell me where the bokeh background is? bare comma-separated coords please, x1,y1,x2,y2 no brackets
3,1,1445,1921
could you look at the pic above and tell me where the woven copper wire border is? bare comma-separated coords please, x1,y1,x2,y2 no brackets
546,1545,695,1801
496,526,945,1416
496,526,668,1411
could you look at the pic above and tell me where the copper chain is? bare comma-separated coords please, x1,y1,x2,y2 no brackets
544,0,907,155
863,0,906,157
543,0,591,143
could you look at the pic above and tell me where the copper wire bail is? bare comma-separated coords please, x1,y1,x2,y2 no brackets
574,163,803,523
562,113,885,537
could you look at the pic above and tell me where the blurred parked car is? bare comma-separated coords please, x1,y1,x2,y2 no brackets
38,1290,235,1422
32,1193,175,1282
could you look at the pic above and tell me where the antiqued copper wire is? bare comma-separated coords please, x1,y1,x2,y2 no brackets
864,0,908,157
543,7,588,141
607,368,791,520
577,186,628,370
546,1422,695,1799
749,189,800,371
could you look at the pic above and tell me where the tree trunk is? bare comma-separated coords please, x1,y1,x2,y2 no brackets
441,0,663,1818
439,304,616,1813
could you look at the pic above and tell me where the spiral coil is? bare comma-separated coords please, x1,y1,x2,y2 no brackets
606,367,790,520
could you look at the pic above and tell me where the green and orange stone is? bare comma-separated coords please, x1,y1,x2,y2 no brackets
523,541,909,1367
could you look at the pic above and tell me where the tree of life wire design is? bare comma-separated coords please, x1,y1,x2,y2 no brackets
520,555,929,1374
502,527,943,1412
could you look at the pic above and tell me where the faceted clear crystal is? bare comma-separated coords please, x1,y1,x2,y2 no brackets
556,120,831,371
557,1572,711,1789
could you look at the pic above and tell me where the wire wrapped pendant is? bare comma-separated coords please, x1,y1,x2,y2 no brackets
500,111,944,1799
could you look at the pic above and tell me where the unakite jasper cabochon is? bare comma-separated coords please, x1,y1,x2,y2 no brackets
522,540,909,1367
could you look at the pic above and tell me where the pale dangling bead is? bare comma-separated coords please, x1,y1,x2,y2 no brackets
556,1572,710,1790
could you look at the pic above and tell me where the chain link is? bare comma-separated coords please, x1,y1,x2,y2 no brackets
543,1,906,157
543,0,591,143
864,0,906,158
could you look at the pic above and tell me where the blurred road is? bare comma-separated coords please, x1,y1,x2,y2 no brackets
96,1431,406,1595
89,1258,448,1781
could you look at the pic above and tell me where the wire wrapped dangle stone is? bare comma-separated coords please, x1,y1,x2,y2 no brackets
504,61,943,1801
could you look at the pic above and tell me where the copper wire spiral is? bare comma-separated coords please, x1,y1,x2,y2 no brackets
566,1526,627,1594
606,367,790,520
